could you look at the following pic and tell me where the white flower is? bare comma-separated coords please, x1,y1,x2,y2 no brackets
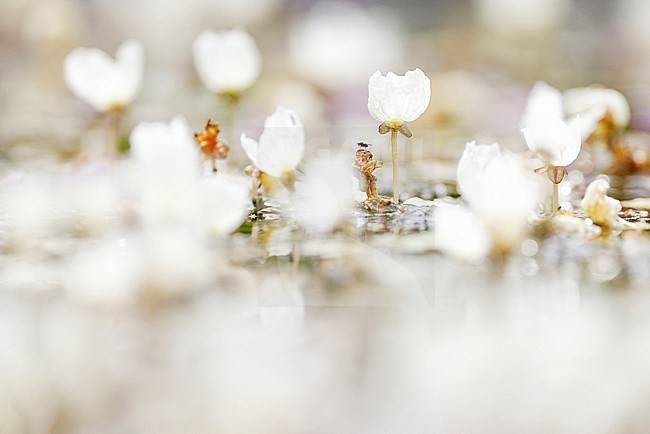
456,141,501,201
475,0,569,35
294,159,354,233
240,106,304,178
520,81,628,150
433,206,491,263
64,39,144,112
519,84,582,167
580,178,622,227
519,81,564,130
564,87,631,129
457,141,544,252
193,28,261,94
522,117,582,167
129,115,201,178
288,1,403,90
367,68,431,124
199,174,251,237
127,116,249,235
130,115,198,160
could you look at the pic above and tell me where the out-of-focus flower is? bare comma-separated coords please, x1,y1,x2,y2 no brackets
457,141,544,253
193,29,261,95
294,159,354,233
520,82,584,213
564,87,631,130
425,71,496,130
240,106,304,178
129,115,201,177
272,82,326,126
130,115,198,160
368,68,431,129
474,0,569,35
433,206,491,263
581,178,622,228
519,81,564,131
289,1,403,90
520,84,583,168
522,117,582,168
127,116,249,235
198,175,251,237
521,81,628,147
64,40,144,112
456,141,500,201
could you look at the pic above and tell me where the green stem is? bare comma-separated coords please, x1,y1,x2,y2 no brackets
552,182,559,214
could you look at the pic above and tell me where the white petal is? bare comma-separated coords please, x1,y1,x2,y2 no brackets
455,142,544,252
569,109,605,140
129,115,200,178
367,70,391,122
240,133,259,167
256,106,305,177
294,159,353,233
456,141,501,201
367,68,431,123
400,68,432,122
200,174,251,236
522,117,581,167
564,86,631,129
519,81,564,129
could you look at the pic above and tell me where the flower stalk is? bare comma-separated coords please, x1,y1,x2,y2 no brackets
251,167,260,204
390,129,399,203
546,165,566,214
367,68,430,204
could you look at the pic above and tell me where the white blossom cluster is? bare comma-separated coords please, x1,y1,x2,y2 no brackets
1,4,647,431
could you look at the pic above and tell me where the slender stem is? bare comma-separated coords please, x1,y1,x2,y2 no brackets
107,110,122,159
390,129,399,203
552,182,559,214
251,168,259,204
219,92,240,165
292,232,301,276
